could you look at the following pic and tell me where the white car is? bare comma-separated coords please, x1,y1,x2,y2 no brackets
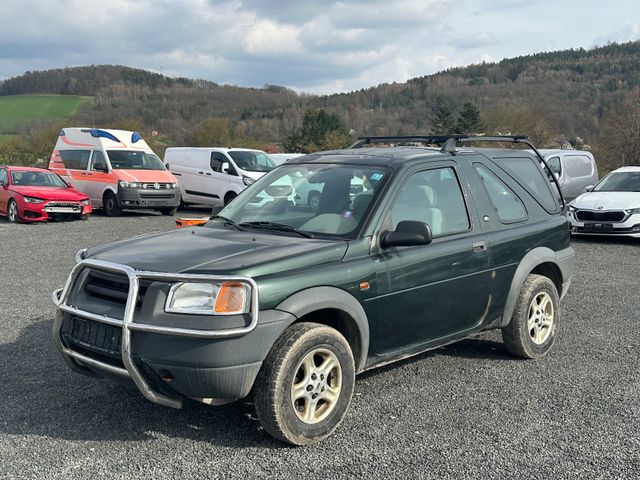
568,166,640,238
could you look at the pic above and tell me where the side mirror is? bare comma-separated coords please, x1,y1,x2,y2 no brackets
381,220,433,249
584,185,594,192
66,182,74,189
221,162,230,174
0,181,7,189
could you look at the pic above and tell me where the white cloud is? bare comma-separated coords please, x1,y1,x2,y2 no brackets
0,0,638,94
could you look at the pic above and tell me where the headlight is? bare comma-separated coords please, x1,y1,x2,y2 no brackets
166,281,250,315
119,181,141,188
80,198,91,205
626,207,640,215
167,182,178,189
242,175,255,186
568,205,578,213
24,196,44,203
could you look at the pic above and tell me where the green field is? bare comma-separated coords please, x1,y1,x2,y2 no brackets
0,94,90,132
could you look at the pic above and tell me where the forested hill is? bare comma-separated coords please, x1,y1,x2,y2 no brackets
1,41,639,149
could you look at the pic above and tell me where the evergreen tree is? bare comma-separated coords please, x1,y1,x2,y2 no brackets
430,105,456,134
283,109,351,153
455,102,483,134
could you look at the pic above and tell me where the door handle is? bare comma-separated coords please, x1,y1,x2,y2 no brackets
206,172,212,176
472,241,488,252
198,171,204,175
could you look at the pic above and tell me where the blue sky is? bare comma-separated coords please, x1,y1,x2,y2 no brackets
0,0,638,94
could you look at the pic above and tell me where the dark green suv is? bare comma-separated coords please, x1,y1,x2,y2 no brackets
52,135,575,445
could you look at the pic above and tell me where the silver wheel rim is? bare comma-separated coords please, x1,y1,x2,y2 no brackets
8,202,17,222
291,348,342,424
528,292,554,345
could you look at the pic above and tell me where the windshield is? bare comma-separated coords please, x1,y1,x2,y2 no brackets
212,163,390,238
228,151,275,172
594,172,640,192
107,150,166,170
11,170,68,187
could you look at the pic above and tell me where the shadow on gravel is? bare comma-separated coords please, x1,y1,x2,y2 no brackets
0,319,282,448
358,336,515,380
570,236,639,247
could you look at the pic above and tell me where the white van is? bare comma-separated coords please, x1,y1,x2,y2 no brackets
268,153,305,165
537,149,599,202
164,148,276,206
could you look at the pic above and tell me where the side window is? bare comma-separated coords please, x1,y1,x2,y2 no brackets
59,150,90,170
91,151,107,171
474,163,527,223
210,152,224,173
501,157,558,212
564,155,592,178
547,156,561,176
389,167,470,238
0,168,8,185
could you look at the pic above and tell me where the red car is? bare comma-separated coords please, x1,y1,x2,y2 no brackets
0,166,92,223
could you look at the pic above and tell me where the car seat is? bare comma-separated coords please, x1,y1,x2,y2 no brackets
391,182,443,236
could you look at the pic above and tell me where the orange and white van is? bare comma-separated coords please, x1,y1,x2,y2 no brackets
49,128,180,216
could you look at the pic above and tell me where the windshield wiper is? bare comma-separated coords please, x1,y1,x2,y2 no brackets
210,215,245,231
240,221,315,238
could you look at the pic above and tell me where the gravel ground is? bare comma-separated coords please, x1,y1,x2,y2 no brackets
1,210,639,479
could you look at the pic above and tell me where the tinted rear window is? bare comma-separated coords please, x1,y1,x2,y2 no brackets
500,157,558,212
59,150,90,170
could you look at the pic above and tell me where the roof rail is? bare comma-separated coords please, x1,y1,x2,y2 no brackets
350,134,565,209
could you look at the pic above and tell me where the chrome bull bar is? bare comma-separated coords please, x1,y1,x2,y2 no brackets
52,258,259,409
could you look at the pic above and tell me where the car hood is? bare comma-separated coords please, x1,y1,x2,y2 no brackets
571,191,640,211
10,186,88,201
85,225,348,277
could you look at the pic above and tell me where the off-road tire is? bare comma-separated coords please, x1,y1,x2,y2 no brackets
502,274,559,359
103,192,122,217
308,191,321,211
254,322,355,445
159,207,177,216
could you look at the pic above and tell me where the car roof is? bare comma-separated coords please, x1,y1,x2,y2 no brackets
611,166,640,173
288,147,453,168
287,146,539,168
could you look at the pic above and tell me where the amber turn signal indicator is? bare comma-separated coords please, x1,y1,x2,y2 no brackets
214,282,247,314
359,281,370,291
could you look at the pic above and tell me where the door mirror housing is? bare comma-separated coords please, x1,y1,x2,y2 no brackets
584,185,594,192
221,162,230,174
381,220,433,248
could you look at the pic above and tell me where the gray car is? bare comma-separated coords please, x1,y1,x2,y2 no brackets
538,149,599,202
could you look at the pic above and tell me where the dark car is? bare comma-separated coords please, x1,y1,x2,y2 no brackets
52,135,575,445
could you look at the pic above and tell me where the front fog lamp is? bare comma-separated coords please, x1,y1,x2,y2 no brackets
166,281,250,315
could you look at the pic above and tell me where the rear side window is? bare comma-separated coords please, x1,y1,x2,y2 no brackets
474,164,527,223
564,155,592,178
0,168,7,184
500,157,558,212
59,150,90,170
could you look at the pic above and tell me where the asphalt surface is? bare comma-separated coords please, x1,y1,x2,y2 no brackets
1,209,639,479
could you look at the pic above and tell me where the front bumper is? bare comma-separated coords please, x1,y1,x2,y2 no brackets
20,200,91,221
569,211,640,238
52,259,293,408
117,187,180,209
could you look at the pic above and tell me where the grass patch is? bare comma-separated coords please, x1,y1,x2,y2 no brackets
0,94,91,132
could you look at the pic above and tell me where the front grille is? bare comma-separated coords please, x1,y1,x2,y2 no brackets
140,183,174,190
46,202,81,208
575,210,626,222
139,193,174,199
84,269,148,306
61,316,123,365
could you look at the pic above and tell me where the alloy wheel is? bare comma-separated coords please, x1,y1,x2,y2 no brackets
527,292,554,345
290,348,342,424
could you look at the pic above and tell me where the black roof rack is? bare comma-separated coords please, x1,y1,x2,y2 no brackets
350,134,565,209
